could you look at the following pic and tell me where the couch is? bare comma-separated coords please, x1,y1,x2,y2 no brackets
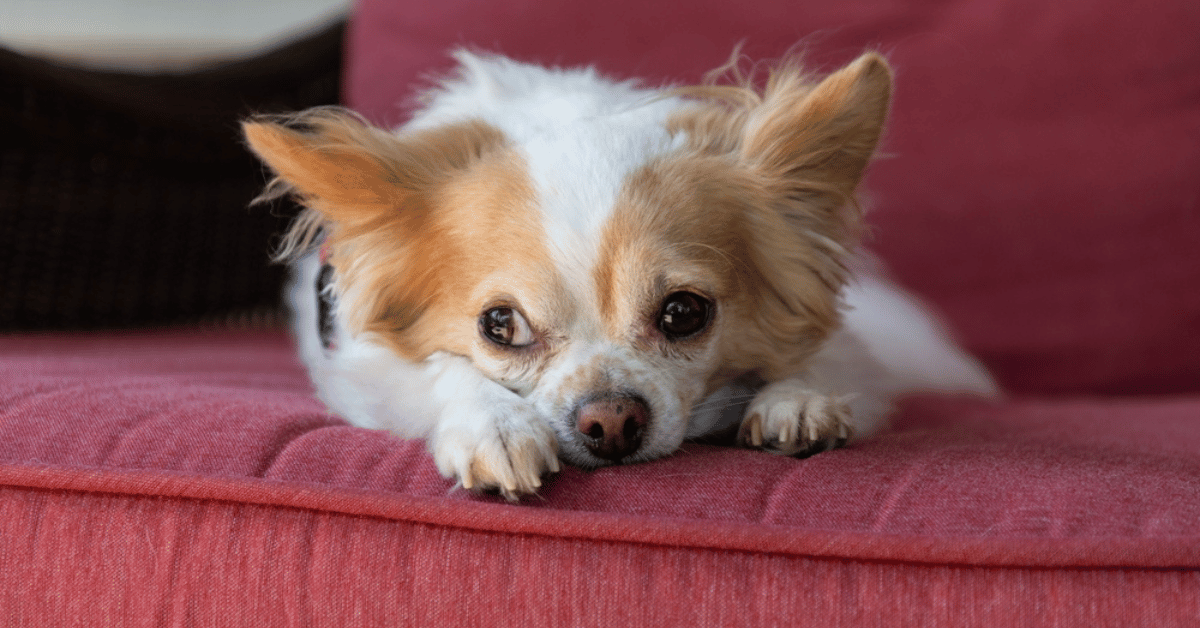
2,0,1198,624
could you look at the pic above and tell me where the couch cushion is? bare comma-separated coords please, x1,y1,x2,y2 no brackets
2,330,1198,624
346,0,1200,396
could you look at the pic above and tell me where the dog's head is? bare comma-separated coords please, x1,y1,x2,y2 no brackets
243,52,891,468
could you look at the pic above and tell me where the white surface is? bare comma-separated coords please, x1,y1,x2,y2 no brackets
0,0,352,70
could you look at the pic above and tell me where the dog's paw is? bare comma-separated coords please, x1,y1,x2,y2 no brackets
432,397,561,500
738,380,854,457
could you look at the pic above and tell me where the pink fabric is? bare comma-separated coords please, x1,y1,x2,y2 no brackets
3,330,1200,624
3,490,1198,627
6,484,1197,626
6,330,1199,563
347,0,1200,396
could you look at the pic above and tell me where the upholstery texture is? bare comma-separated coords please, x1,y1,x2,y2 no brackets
1,0,1197,624
2,331,1199,625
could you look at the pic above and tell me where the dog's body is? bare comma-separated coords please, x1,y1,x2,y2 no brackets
245,51,996,498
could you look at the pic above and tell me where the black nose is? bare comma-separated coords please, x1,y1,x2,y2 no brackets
574,393,649,461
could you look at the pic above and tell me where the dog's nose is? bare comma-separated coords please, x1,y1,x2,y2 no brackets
575,393,649,461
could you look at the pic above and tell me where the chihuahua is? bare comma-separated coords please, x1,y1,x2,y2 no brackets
243,50,996,499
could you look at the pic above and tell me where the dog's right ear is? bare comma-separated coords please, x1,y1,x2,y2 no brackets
242,109,507,226
243,110,405,222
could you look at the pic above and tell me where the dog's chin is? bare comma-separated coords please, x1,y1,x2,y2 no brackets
559,450,610,471
550,428,614,470
557,448,649,471
553,428,685,470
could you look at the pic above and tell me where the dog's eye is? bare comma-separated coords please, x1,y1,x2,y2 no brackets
480,307,535,347
658,291,712,340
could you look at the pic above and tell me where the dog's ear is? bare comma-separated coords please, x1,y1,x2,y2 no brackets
714,54,892,377
740,52,892,211
242,109,506,226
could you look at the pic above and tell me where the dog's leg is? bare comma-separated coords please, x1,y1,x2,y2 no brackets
425,353,561,499
738,378,853,457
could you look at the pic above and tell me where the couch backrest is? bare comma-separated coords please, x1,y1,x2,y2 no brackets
345,0,1200,395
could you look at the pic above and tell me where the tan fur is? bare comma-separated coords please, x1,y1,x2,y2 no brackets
243,110,556,362
391,152,562,362
349,154,565,364
655,53,892,382
597,156,751,341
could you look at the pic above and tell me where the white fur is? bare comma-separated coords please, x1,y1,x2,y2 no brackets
415,51,689,292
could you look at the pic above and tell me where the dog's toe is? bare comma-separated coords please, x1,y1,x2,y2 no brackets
432,400,560,500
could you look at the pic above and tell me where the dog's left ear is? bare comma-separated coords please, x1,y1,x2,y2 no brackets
740,52,892,210
718,54,892,377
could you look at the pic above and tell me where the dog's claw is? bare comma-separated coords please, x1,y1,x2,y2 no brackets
460,469,475,490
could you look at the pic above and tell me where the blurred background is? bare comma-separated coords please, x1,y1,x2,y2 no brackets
0,0,351,331
0,0,351,70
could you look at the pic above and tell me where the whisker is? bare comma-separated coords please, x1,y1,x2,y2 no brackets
689,392,759,415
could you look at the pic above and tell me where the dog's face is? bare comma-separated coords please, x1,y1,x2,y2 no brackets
244,53,891,468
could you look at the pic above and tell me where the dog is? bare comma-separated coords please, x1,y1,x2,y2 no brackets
243,49,997,499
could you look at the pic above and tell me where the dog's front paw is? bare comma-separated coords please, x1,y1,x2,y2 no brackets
432,397,561,500
739,380,853,457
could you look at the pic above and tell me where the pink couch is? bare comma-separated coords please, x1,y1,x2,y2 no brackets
3,0,1198,624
